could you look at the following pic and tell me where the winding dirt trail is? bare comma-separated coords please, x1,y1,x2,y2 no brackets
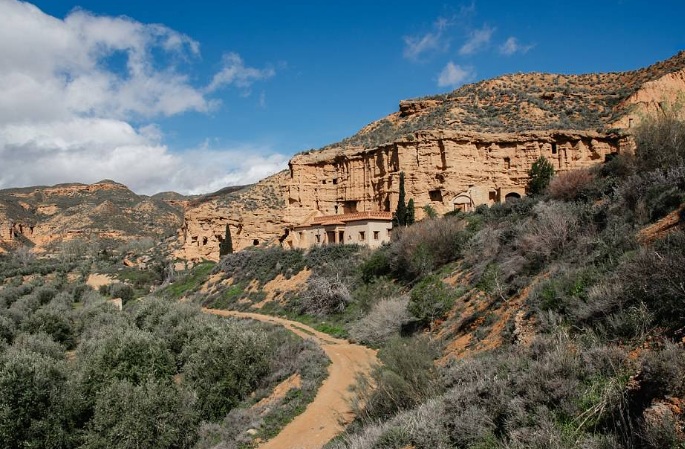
202,308,378,449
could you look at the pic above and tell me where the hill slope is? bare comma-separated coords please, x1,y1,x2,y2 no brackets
0,180,184,253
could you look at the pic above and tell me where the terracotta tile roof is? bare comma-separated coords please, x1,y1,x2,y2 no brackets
310,211,392,225
296,211,393,228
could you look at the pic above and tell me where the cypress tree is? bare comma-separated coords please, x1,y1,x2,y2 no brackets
406,199,416,225
219,224,233,257
395,172,407,226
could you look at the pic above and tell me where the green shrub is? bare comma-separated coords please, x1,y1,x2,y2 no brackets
182,325,270,421
527,156,555,195
82,379,199,449
359,248,392,282
408,275,456,325
108,283,135,304
356,336,440,421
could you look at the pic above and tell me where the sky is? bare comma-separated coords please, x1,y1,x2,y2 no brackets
0,0,683,195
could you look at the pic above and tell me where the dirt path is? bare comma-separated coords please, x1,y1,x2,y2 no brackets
202,308,378,449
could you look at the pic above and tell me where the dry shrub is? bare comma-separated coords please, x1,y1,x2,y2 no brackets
349,296,410,346
517,201,587,265
300,275,352,316
634,115,685,172
548,168,595,201
389,216,470,280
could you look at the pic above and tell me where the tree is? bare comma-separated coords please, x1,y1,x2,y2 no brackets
394,172,407,227
527,156,555,196
393,172,416,227
219,224,233,257
406,199,416,225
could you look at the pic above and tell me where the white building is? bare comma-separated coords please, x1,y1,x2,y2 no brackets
290,211,393,249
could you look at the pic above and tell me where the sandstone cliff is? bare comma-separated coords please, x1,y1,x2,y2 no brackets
176,52,685,261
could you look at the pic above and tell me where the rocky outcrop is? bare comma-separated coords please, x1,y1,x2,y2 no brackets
175,172,304,262
287,129,629,218
174,52,685,261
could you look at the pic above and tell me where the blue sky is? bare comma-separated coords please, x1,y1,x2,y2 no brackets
1,0,683,194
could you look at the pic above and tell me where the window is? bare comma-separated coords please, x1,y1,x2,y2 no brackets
332,178,338,185
429,189,443,202
315,234,321,243
359,231,365,241
504,157,511,169
552,143,558,154
373,231,379,240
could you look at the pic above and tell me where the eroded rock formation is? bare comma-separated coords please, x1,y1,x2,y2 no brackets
0,180,183,253
172,52,685,261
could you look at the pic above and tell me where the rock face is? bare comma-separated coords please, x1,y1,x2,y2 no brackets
176,52,685,261
287,129,628,219
175,172,303,262
0,180,183,253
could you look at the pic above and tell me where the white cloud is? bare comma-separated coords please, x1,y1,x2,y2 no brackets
0,1,280,194
499,37,534,56
207,53,275,93
403,17,451,62
438,62,474,88
0,117,288,194
459,24,495,55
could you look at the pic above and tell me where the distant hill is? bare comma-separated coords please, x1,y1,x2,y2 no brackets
0,180,186,253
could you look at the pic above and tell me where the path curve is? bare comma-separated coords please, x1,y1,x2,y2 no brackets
202,308,377,449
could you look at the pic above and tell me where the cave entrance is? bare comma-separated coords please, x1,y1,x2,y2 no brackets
505,192,521,202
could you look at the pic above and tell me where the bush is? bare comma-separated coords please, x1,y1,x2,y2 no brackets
408,275,456,325
0,348,73,448
527,156,555,195
82,379,199,449
516,201,590,267
299,275,352,316
359,248,392,282
633,115,685,172
218,247,305,284
387,216,471,280
547,168,595,201
182,325,270,421
618,232,685,337
349,296,411,346
108,283,135,303
78,327,176,402
21,309,75,349
356,336,441,421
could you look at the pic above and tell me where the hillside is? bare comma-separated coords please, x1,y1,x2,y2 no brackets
156,114,685,448
1,53,685,449
0,180,185,253
324,50,685,150
177,52,685,261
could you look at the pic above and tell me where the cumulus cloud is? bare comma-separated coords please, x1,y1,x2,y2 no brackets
403,17,451,62
437,62,474,88
499,37,534,56
0,1,279,194
459,24,495,55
